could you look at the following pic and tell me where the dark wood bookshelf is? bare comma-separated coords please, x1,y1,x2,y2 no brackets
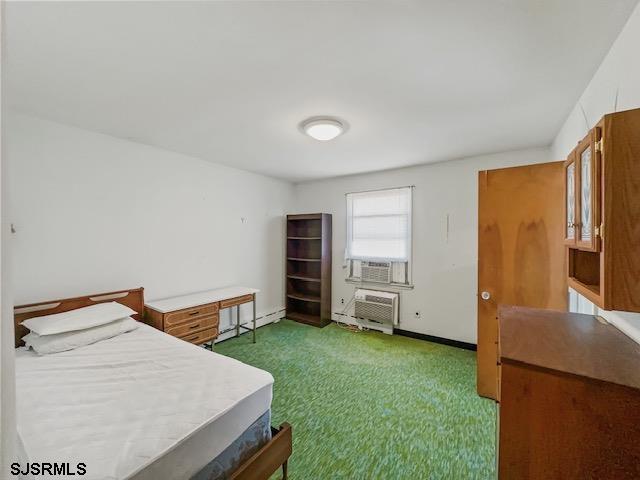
286,213,332,328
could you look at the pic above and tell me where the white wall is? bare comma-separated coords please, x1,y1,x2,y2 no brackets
551,2,640,343
1,4,18,468
6,113,293,331
294,147,551,344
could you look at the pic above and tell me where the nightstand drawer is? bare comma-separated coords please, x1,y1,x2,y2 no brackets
179,327,218,345
165,303,219,326
220,294,253,309
166,314,218,337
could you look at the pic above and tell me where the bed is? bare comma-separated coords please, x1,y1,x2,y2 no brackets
14,288,292,480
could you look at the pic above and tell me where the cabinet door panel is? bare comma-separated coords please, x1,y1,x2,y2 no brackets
564,154,578,246
576,130,601,252
581,147,593,239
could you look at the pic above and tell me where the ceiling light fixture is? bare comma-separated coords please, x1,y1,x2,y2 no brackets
301,117,346,141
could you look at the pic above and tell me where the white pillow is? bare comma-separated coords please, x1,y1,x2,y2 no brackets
21,301,137,336
23,317,139,355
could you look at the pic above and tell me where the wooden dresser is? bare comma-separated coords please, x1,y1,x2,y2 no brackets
498,306,640,479
145,286,258,346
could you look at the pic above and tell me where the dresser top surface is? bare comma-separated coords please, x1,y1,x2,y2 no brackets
499,306,640,390
146,286,259,313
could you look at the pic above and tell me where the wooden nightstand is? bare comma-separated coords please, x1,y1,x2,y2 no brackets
144,286,259,346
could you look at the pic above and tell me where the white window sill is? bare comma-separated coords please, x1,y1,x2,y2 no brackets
345,278,414,290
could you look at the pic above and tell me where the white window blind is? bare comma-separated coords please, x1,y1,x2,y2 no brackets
346,187,412,262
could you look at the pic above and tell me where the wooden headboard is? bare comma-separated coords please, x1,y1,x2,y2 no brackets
14,287,144,347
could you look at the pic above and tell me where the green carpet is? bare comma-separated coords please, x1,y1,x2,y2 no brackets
215,320,496,480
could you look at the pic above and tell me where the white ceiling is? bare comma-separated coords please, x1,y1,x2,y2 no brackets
5,1,638,182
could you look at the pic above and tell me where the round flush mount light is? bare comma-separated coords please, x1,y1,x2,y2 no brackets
300,117,346,141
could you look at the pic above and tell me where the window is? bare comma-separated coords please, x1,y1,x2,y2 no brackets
346,186,412,284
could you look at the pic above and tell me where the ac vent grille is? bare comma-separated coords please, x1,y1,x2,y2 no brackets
368,261,389,267
353,289,399,329
354,302,394,324
364,295,393,305
361,261,392,284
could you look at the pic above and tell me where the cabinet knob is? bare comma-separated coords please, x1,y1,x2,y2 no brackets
481,291,491,301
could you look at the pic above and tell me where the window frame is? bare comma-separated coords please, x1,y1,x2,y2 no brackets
345,186,413,286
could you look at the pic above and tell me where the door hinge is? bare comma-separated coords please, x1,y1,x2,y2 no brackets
595,222,604,239
595,138,603,153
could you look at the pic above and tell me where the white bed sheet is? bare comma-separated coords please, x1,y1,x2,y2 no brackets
15,323,273,480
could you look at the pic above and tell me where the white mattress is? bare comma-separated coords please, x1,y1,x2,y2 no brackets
15,323,273,480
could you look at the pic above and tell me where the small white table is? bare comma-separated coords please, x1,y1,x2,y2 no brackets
145,286,260,344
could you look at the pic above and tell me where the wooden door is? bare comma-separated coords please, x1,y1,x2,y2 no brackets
575,128,602,252
563,152,578,246
477,162,567,400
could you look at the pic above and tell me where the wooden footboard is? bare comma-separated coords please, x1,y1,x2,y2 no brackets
230,423,292,480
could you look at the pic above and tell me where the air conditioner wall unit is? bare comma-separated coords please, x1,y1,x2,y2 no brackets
354,289,399,333
360,261,392,284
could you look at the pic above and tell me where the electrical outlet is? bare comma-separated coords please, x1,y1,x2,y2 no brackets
414,311,421,319
341,298,345,304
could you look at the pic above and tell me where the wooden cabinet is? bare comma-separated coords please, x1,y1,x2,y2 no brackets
566,108,640,312
286,213,332,327
146,303,220,345
498,306,640,479
565,128,602,250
